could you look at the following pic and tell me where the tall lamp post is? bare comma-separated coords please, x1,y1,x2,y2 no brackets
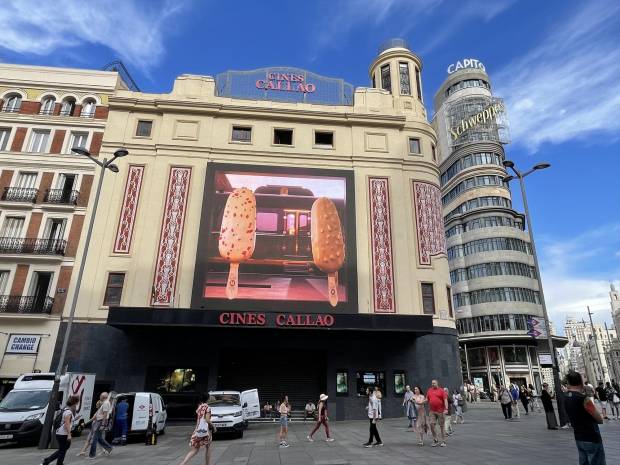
38,148,127,449
503,160,568,427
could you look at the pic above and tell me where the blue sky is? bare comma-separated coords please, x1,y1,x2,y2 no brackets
1,0,618,331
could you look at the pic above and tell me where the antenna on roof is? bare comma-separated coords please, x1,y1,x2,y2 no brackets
102,60,140,92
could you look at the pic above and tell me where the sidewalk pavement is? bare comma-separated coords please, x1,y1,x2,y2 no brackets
1,406,618,465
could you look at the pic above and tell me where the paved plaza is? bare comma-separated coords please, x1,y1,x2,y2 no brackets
1,406,618,465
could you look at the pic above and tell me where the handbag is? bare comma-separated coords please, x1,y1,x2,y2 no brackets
613,393,620,404
194,417,210,438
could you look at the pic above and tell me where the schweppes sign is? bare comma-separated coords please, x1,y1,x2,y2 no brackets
450,101,504,141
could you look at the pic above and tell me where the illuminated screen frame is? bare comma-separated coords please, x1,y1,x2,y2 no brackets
191,162,358,314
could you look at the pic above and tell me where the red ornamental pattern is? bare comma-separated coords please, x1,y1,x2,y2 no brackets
368,177,395,313
113,165,144,254
413,181,447,265
151,167,192,306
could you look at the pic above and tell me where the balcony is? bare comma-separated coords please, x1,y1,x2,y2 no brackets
0,237,67,255
1,106,21,113
0,295,54,314
2,187,39,203
44,189,79,205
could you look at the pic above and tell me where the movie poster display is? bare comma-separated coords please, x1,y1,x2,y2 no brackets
192,163,357,313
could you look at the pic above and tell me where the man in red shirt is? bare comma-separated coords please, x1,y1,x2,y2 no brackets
427,379,448,447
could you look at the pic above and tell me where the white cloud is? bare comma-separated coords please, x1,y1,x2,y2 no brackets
0,0,186,70
494,0,620,152
537,223,620,332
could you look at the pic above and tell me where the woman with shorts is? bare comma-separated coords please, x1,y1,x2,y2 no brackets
278,395,291,448
180,395,213,465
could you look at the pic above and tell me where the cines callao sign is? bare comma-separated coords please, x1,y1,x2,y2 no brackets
447,58,486,74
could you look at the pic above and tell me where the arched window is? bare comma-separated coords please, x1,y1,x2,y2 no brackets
3,93,22,113
40,96,56,115
60,97,76,116
81,99,96,118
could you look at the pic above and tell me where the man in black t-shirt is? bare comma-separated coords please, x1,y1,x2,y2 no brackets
564,372,606,465
594,382,608,419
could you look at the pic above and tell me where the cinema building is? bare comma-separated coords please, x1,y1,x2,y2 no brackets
0,65,125,397
432,60,566,392
54,39,460,419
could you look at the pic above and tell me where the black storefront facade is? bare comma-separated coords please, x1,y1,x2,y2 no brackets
52,309,460,420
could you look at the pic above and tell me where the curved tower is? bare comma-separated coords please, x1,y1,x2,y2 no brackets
433,60,547,391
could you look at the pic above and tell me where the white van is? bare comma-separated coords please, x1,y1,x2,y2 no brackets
110,392,167,436
208,389,260,438
0,372,95,445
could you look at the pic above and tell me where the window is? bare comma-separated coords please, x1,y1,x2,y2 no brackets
440,152,503,186
43,218,66,241
452,287,540,308
431,144,436,161
314,131,334,147
273,128,293,145
447,287,453,318
421,283,435,314
503,346,528,365
59,98,76,116
398,62,411,95
231,126,252,143
356,371,385,396
468,348,487,367
81,99,96,118
40,97,56,115
28,129,50,153
380,64,391,93
0,128,11,151
16,172,37,189
103,272,125,306
136,120,153,137
1,216,25,237
445,79,490,98
408,137,421,154
66,132,88,154
0,270,8,294
415,67,422,100
3,94,22,112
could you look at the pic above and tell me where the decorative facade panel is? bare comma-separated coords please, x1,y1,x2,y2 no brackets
151,167,192,306
413,181,447,265
113,165,145,254
368,177,395,313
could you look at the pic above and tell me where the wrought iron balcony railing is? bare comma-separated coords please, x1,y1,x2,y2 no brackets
2,187,39,202
0,237,67,255
2,106,21,113
0,295,54,314
44,189,79,205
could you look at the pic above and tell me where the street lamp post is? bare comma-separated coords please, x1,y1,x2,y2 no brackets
503,160,568,427
38,148,127,449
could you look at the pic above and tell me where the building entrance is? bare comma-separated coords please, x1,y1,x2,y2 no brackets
217,348,325,410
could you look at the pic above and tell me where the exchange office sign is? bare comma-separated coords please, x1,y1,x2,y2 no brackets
5,334,41,354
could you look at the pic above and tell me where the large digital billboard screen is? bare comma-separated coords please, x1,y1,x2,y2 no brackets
192,163,358,313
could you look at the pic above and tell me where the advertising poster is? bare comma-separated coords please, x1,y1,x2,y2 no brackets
394,372,406,395
336,372,348,395
192,163,357,313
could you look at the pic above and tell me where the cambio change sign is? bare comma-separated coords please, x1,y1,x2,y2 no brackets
5,334,41,354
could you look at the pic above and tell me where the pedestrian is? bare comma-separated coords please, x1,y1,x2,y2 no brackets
307,394,334,442
426,379,448,447
510,383,521,418
304,400,316,421
594,382,609,420
278,395,290,448
374,386,383,419
520,385,530,415
443,388,454,436
528,384,541,413
612,379,620,395
412,386,428,446
541,383,559,429
180,394,214,465
403,385,416,429
76,398,102,457
564,371,606,465
604,382,619,420
453,389,464,423
499,385,513,420
40,395,80,465
89,392,113,458
491,384,498,402
112,397,129,445
363,387,383,447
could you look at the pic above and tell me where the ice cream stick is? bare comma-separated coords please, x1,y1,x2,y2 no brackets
226,262,239,300
328,272,338,307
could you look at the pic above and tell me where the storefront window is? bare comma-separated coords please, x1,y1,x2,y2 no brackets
336,371,348,396
471,372,489,393
467,347,487,367
356,371,385,396
487,346,500,365
529,347,539,366
503,346,528,365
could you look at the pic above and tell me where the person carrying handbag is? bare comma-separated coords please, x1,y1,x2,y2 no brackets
180,394,215,465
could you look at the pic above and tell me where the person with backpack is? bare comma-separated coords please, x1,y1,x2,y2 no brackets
180,394,214,465
40,395,80,465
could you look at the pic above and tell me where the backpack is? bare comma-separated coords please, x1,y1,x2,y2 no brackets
53,408,67,430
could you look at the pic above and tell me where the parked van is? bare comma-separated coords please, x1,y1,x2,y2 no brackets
0,372,95,445
208,389,260,438
110,392,167,436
